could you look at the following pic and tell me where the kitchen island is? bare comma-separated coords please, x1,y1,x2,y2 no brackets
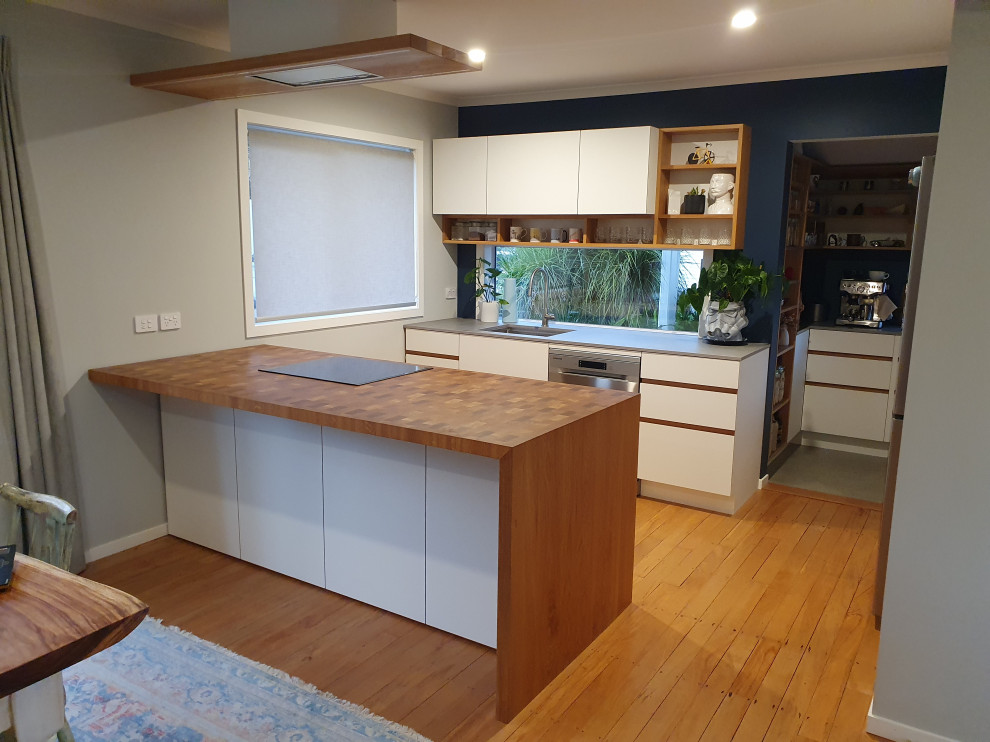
89,344,639,722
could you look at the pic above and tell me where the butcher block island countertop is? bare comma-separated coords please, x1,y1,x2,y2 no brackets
88,344,633,458
89,344,640,723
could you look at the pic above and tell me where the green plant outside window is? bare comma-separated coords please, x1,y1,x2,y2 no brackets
496,247,702,332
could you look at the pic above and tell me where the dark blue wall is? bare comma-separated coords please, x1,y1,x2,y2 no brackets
457,67,946,341
454,67,946,470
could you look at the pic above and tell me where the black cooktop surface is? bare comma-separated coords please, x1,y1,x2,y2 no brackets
260,356,432,386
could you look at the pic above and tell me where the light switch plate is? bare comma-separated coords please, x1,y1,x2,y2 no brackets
445,287,457,300
159,312,181,331
134,314,157,333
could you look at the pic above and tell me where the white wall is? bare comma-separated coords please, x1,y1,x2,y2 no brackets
871,4,990,741
2,2,458,556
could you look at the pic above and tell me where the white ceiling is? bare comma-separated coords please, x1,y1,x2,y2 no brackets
386,0,953,105
39,0,953,107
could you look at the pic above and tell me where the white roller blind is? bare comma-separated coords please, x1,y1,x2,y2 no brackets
247,125,417,322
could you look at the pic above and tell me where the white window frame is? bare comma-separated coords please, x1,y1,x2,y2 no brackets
236,109,425,338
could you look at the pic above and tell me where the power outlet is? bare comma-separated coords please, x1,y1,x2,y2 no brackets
445,287,457,300
134,314,157,334
159,311,181,331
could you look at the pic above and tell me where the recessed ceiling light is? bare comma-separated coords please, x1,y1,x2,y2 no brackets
468,48,486,63
731,9,757,28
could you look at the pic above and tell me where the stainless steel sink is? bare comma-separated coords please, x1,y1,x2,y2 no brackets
483,324,573,337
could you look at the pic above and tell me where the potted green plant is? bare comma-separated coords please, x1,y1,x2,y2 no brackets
677,253,776,344
465,257,508,323
682,187,707,214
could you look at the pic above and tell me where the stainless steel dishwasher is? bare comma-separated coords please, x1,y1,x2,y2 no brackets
547,347,640,393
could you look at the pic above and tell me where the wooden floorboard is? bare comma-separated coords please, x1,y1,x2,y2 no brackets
81,489,883,741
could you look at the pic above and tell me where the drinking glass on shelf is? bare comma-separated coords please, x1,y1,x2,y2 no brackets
682,225,698,245
597,223,611,243
625,226,637,244
717,224,732,246
699,224,712,245
611,225,625,244
663,228,677,245
640,226,653,244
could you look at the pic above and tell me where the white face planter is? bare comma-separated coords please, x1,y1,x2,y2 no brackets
704,301,749,343
708,173,735,214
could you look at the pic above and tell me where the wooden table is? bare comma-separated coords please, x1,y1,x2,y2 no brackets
90,345,639,722
0,554,148,697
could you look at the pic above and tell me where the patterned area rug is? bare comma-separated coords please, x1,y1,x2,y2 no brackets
63,618,432,742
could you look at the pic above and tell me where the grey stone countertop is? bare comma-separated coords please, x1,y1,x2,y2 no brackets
406,318,770,361
803,322,903,336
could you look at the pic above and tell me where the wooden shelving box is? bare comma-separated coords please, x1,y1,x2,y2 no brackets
654,124,751,251
768,153,813,465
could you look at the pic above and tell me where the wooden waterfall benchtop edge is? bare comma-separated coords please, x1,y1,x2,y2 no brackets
88,345,636,458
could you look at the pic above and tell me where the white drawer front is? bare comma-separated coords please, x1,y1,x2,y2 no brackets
640,383,737,431
803,385,889,441
406,329,459,357
406,353,458,369
808,329,896,358
641,352,740,389
459,335,549,380
806,354,893,390
638,421,734,496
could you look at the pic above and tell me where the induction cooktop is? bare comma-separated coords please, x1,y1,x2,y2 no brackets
260,356,432,386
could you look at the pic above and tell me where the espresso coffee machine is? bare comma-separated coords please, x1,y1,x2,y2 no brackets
836,278,890,328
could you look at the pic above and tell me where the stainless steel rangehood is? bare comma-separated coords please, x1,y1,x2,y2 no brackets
130,34,481,100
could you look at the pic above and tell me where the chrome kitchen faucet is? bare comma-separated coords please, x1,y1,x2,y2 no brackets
529,268,555,327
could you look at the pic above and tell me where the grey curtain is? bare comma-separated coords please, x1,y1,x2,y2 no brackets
0,37,83,571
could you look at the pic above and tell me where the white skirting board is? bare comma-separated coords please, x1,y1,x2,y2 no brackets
867,700,961,742
640,479,739,515
84,523,168,563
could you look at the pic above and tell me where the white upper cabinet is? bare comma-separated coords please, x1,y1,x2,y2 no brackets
578,127,659,215
486,131,581,215
433,136,488,215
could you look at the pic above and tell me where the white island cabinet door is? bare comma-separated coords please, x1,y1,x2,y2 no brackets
578,126,659,214
161,397,240,558
234,410,325,587
426,448,499,648
323,428,426,622
458,335,549,380
486,131,581,215
433,136,488,215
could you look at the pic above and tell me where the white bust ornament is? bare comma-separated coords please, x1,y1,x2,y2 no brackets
708,173,735,214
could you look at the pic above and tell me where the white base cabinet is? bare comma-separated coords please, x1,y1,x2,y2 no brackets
161,399,498,646
459,335,548,380
161,397,240,558
323,428,426,622
426,448,499,648
234,410,325,587
637,348,768,513
802,329,901,444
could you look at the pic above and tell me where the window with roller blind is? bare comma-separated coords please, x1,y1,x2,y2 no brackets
236,110,424,337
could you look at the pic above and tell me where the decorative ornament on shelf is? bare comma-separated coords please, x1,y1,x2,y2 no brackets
708,173,735,214
465,257,508,323
687,142,715,165
676,253,778,345
682,187,707,214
